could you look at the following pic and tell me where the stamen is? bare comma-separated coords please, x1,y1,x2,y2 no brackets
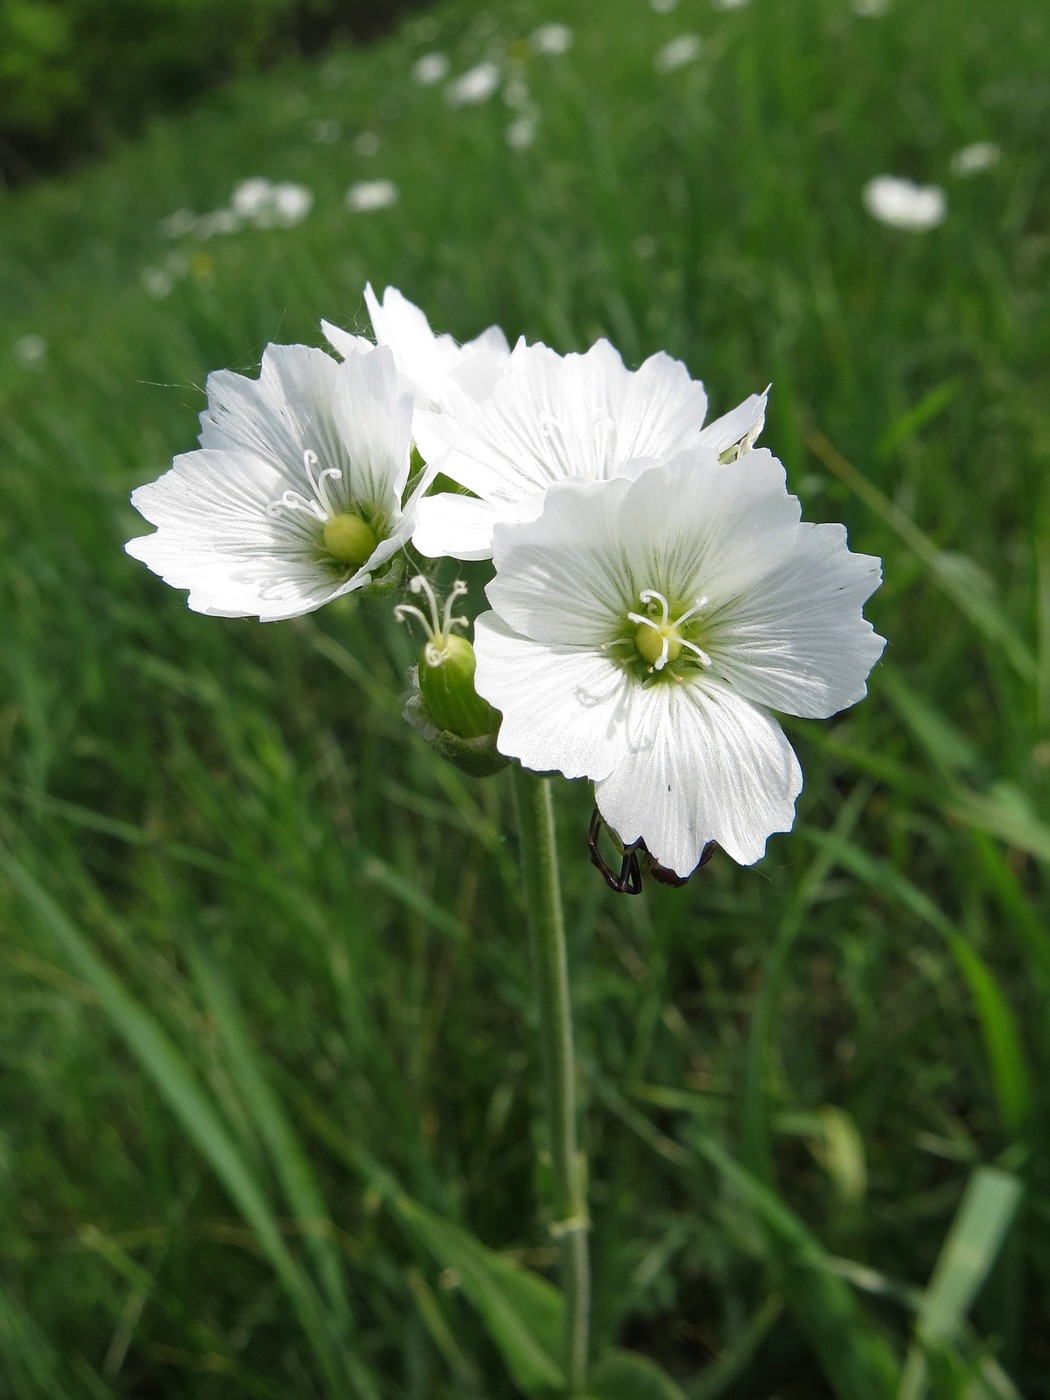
675,595,709,628
680,639,712,667
637,589,671,624
396,575,470,656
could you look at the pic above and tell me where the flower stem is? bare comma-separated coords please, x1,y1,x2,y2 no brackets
511,766,590,1395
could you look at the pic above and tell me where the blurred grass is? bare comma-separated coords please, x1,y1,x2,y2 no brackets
0,0,1048,1394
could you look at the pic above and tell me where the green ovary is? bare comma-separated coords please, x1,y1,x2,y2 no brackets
634,622,683,668
323,511,378,567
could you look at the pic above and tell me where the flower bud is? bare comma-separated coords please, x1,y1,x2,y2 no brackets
418,633,500,740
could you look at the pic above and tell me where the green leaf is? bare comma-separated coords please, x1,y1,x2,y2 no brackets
584,1348,688,1399
898,1168,1022,1400
0,847,361,1398
392,1195,566,1395
693,1139,899,1400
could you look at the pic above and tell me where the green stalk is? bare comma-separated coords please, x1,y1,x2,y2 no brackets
511,766,590,1395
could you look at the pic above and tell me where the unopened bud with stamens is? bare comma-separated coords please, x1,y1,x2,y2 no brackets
396,575,500,740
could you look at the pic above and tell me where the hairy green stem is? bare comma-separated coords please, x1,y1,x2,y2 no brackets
511,766,590,1395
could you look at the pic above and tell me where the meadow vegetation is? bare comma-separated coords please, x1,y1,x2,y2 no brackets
1,0,1048,1394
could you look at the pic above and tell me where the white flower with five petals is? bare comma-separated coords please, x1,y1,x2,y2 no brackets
126,343,419,620
322,284,510,411
412,337,768,560
473,449,884,874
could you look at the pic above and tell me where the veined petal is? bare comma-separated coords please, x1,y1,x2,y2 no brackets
487,476,635,644
474,612,635,779
413,491,541,561
706,522,886,717
417,338,709,505
615,448,802,607
364,284,510,408
331,344,414,507
199,344,348,495
595,678,803,873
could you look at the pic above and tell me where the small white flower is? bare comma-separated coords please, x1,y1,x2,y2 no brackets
851,0,889,14
650,0,678,12
950,141,1000,176
413,51,450,85
504,77,531,109
322,284,510,412
506,113,538,150
654,34,702,72
126,344,420,621
473,453,885,873
345,179,399,213
863,175,947,231
196,208,241,238
158,208,196,239
447,61,501,107
14,334,47,366
412,337,768,560
271,183,313,226
353,130,381,157
142,266,173,299
531,23,573,55
231,178,274,220
712,0,751,9
306,118,340,144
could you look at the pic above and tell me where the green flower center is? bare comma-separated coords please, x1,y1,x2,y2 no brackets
322,512,378,567
625,589,712,677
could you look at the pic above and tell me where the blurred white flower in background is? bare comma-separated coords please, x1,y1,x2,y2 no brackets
345,179,399,213
413,51,450,85
447,61,501,106
506,114,538,150
863,175,947,231
231,178,313,228
158,208,196,239
654,35,702,72
142,267,173,299
950,141,1001,176
531,23,573,55
650,0,678,12
353,131,381,157
305,118,340,144
712,0,751,9
14,334,47,366
504,77,531,109
852,0,890,15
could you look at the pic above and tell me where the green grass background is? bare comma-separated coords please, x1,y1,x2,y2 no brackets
1,0,1049,1394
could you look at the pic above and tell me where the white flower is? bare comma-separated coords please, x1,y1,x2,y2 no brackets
158,208,196,239
412,337,768,560
322,284,510,412
447,61,501,107
228,178,312,228
950,141,1000,176
654,34,702,72
345,179,399,212
413,51,450,85
506,113,538,149
14,334,47,366
196,208,241,238
125,344,419,621
863,175,947,231
712,0,751,9
353,131,381,157
473,453,884,873
650,0,678,12
851,0,889,14
306,118,340,144
531,23,573,54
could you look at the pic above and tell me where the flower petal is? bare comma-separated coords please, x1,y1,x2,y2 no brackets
331,344,414,507
199,343,348,495
417,338,709,506
697,387,769,459
486,476,635,644
413,490,540,561
705,521,886,717
321,320,373,360
595,677,803,872
474,612,635,780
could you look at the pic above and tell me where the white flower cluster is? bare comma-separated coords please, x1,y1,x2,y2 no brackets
127,288,884,876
